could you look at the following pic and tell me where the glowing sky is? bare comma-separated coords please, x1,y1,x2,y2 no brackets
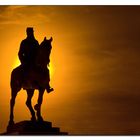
1,6,140,135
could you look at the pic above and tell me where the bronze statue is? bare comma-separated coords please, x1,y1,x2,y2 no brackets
9,27,54,126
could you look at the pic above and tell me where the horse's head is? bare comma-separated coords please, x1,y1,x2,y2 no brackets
40,37,53,49
38,37,53,67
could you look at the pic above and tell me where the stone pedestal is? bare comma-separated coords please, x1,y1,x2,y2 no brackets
1,120,68,135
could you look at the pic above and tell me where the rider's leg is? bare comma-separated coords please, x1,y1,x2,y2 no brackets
45,68,54,93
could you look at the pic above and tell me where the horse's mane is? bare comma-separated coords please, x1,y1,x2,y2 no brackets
36,37,52,68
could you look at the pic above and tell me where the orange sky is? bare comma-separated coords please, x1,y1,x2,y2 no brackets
1,6,140,135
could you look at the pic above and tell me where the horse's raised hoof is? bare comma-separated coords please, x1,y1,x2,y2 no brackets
34,104,39,111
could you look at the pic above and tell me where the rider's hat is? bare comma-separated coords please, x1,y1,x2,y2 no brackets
26,27,34,33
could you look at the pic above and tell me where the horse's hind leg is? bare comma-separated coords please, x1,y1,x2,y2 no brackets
26,89,36,121
34,88,45,122
8,66,22,127
9,89,18,125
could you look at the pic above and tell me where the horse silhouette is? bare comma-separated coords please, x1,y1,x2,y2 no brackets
8,37,53,126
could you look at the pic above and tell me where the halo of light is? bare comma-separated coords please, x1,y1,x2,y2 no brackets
13,58,21,68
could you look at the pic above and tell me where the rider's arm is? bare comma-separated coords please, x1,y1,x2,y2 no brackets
18,41,25,64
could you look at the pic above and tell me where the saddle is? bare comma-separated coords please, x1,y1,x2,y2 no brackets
21,65,50,89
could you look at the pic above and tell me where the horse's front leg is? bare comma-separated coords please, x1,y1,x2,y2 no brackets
34,88,45,122
26,89,36,121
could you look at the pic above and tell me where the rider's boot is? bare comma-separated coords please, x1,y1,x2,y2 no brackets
46,84,54,93
47,87,54,93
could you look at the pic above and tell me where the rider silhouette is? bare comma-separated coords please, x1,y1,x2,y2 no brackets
18,27,39,67
18,27,53,93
